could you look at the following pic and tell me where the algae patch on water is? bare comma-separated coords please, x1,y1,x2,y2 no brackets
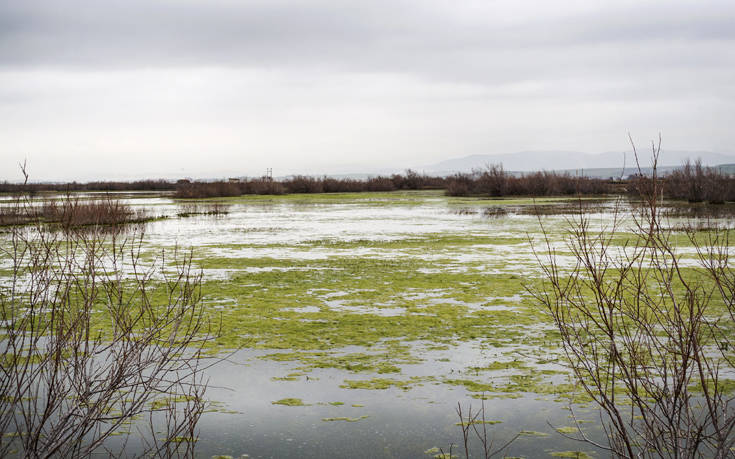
340,377,423,390
550,451,593,458
321,415,369,422
271,398,310,407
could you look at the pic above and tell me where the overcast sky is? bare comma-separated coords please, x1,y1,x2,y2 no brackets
1,0,734,181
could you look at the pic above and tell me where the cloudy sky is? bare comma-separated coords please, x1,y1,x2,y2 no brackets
1,0,734,181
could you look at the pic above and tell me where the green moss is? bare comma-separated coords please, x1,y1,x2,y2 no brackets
150,395,197,410
7,191,732,414
455,420,502,426
321,415,369,422
271,375,301,382
168,436,197,443
549,451,592,459
261,351,412,374
445,379,495,393
271,398,310,407
470,360,530,372
340,378,419,390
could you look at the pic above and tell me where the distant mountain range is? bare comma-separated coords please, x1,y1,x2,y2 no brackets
421,150,735,177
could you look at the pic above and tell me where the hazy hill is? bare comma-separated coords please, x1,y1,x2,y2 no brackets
424,150,735,175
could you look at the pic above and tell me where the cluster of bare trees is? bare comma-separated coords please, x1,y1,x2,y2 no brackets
446,165,614,197
532,137,735,457
661,159,735,204
0,170,219,457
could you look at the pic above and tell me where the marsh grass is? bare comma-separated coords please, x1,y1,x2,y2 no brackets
0,195,152,230
176,202,231,217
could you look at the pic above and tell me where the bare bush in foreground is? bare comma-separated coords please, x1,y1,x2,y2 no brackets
531,136,735,458
446,399,519,459
0,171,220,458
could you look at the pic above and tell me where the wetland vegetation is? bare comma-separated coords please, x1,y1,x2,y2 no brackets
1,164,734,457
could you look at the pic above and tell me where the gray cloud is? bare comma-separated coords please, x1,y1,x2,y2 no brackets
0,0,734,181
2,1,733,73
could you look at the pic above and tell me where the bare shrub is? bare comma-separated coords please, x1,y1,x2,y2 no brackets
41,197,148,229
660,159,734,204
174,181,241,198
531,135,735,457
446,174,472,196
177,202,230,217
0,171,220,457
0,205,27,226
475,164,508,197
284,175,324,193
441,399,518,459
365,176,396,191
1,195,146,230
244,178,284,195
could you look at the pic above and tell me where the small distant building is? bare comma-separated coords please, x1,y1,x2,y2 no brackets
228,177,241,183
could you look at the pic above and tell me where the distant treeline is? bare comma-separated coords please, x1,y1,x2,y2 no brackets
2,162,734,202
173,170,447,198
442,162,735,202
0,179,174,193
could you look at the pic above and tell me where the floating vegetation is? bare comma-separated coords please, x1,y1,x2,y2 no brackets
5,189,731,457
519,430,550,437
340,378,414,390
271,398,310,407
455,420,502,426
550,451,593,459
321,415,369,422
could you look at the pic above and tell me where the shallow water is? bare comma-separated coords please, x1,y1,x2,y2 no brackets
3,190,732,458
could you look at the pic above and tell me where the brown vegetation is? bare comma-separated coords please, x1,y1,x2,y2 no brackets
1,196,148,229
3,160,733,203
0,179,174,194
173,170,446,198
445,165,614,197
661,159,735,204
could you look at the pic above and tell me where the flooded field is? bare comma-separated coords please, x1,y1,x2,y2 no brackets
2,190,733,458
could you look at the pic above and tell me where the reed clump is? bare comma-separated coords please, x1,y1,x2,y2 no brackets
1,197,148,229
